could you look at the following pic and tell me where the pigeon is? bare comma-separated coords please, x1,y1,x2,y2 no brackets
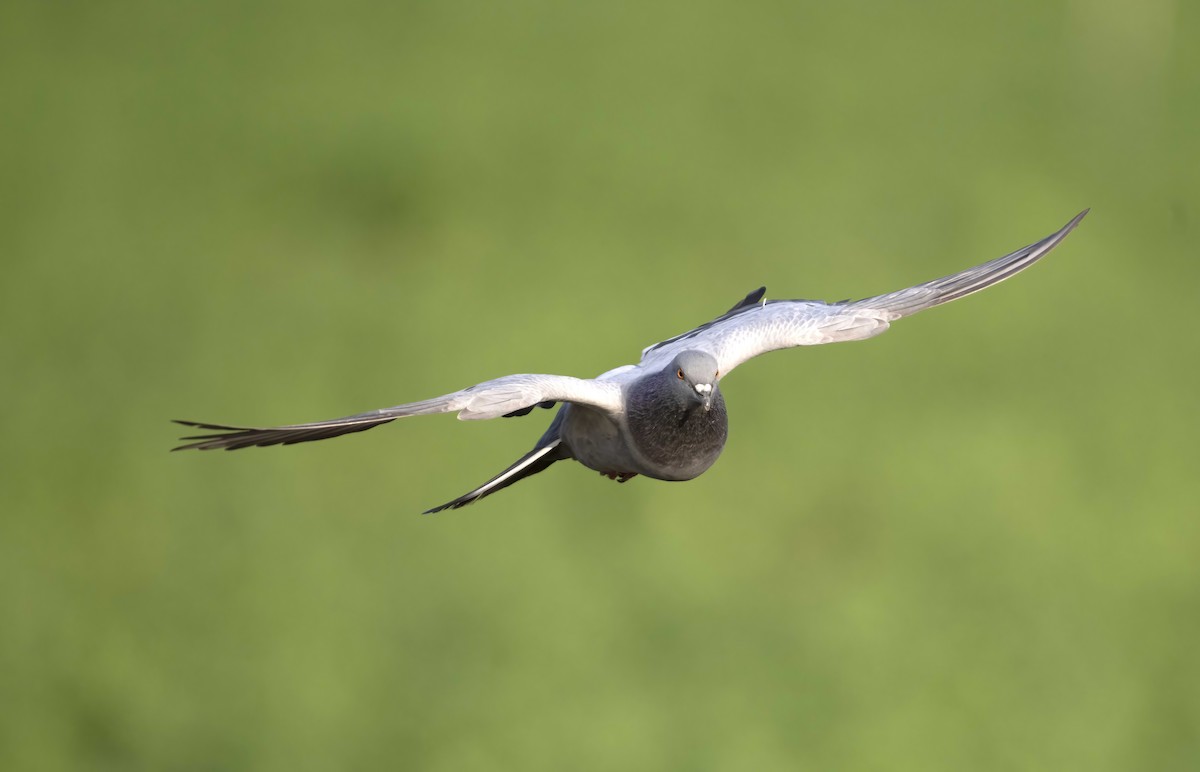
174,210,1088,512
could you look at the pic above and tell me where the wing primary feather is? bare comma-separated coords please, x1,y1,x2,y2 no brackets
172,375,620,451
682,210,1088,378
725,286,766,313
849,209,1088,319
171,415,397,451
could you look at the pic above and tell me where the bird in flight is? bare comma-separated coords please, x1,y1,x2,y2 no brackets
174,210,1087,512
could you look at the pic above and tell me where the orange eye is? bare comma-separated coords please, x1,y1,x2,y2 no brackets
715,370,720,378
676,368,685,380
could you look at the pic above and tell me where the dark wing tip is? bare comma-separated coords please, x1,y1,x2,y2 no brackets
422,497,475,515
423,487,496,513
170,416,396,451
726,286,767,314
171,419,253,451
173,419,248,432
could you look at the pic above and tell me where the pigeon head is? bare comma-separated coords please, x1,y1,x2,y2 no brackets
671,350,720,412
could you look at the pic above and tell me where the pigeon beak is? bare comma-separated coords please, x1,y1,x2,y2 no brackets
694,383,713,411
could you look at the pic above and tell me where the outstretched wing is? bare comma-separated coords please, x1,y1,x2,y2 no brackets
643,210,1087,378
173,373,622,451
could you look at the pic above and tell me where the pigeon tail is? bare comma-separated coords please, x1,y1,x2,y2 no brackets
423,439,568,513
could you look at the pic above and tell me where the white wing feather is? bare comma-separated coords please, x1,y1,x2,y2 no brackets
174,374,622,451
641,210,1087,378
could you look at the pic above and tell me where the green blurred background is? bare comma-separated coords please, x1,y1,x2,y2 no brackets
2,0,1197,769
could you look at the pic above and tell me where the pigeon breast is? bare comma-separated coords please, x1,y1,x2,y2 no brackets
625,378,728,481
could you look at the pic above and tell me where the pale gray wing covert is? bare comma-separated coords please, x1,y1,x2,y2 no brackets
173,374,623,451
645,210,1087,379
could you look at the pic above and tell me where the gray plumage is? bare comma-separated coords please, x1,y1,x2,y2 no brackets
174,210,1088,512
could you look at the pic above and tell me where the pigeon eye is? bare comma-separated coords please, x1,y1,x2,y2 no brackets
676,368,685,380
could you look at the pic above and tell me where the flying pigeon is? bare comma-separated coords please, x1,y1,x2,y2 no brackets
174,210,1088,512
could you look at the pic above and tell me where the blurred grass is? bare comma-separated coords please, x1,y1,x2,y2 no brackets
1,0,1198,769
